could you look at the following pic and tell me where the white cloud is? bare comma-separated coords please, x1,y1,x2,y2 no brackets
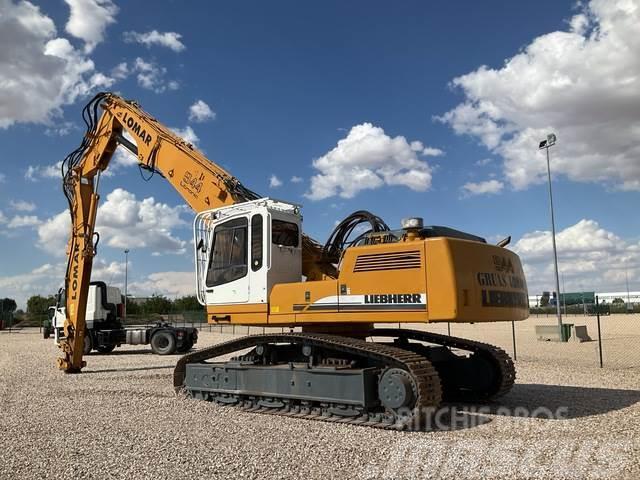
37,188,188,256
306,123,434,200
25,161,63,181
0,173,5,183
8,215,40,229
36,211,69,255
513,219,640,295
9,200,36,212
0,262,64,308
44,121,76,136
290,176,303,184
63,0,118,53
123,30,185,52
410,140,444,156
188,100,216,122
461,179,504,196
0,1,115,129
475,158,493,167
269,175,283,188
171,126,199,146
438,0,640,191
132,57,179,93
0,210,6,224
111,61,128,79
129,271,194,298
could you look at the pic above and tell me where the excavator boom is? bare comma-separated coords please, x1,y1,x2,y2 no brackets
57,92,326,372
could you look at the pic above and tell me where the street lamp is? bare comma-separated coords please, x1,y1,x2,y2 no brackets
539,133,563,339
124,249,130,321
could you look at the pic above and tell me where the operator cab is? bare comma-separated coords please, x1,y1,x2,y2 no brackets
194,198,302,306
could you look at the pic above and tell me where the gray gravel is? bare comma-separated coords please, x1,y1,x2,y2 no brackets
1,329,639,480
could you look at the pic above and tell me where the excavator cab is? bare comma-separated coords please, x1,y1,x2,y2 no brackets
194,198,302,311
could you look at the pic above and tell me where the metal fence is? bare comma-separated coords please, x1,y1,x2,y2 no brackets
9,307,639,370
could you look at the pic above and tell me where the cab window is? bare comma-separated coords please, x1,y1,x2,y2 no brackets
206,217,248,286
272,219,299,247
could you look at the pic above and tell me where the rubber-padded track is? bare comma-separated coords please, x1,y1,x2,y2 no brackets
174,332,442,430
371,328,516,401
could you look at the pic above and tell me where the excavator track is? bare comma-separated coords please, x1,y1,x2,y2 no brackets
174,332,442,430
370,328,515,402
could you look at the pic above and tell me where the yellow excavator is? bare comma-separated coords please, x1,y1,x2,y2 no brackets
58,92,528,430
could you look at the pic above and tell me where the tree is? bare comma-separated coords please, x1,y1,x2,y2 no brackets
612,298,625,304
173,295,202,312
27,295,56,316
142,294,172,314
0,298,17,313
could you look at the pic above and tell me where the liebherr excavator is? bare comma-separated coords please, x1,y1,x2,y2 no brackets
58,92,528,430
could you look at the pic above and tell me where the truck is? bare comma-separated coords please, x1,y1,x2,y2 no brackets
50,281,197,355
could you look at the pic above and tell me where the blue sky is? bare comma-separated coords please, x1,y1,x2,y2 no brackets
1,0,639,307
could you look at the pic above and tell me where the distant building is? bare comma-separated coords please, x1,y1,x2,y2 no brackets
529,291,640,307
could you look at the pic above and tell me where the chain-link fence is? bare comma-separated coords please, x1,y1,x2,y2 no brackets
403,308,639,369
10,305,639,369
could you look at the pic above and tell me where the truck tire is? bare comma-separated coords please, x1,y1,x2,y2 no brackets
150,331,176,355
83,332,93,355
43,328,50,340
96,344,116,354
177,339,194,353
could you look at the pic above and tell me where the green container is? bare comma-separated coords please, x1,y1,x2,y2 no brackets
561,323,573,342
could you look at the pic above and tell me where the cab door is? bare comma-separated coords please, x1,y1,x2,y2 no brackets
203,216,250,305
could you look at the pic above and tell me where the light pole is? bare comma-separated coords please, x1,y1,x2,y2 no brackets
539,133,563,339
625,269,631,313
124,249,130,321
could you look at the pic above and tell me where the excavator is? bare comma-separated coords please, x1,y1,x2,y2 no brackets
57,92,529,430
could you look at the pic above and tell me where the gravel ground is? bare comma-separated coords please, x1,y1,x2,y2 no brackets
1,329,638,480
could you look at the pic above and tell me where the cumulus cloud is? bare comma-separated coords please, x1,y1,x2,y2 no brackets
306,123,434,200
0,258,126,308
269,175,283,188
9,200,36,212
438,0,640,191
290,176,303,184
7,215,39,229
171,126,199,146
188,100,216,122
132,57,179,93
513,219,640,295
0,262,65,308
461,179,504,196
37,188,188,256
25,161,63,181
129,271,195,298
63,0,117,53
123,30,185,52
0,0,115,129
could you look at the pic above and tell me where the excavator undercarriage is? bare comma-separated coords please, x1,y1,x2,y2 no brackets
174,328,514,430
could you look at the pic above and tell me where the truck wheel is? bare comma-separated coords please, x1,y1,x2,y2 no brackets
150,331,176,355
177,339,194,353
43,329,50,340
83,332,93,355
96,344,116,354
